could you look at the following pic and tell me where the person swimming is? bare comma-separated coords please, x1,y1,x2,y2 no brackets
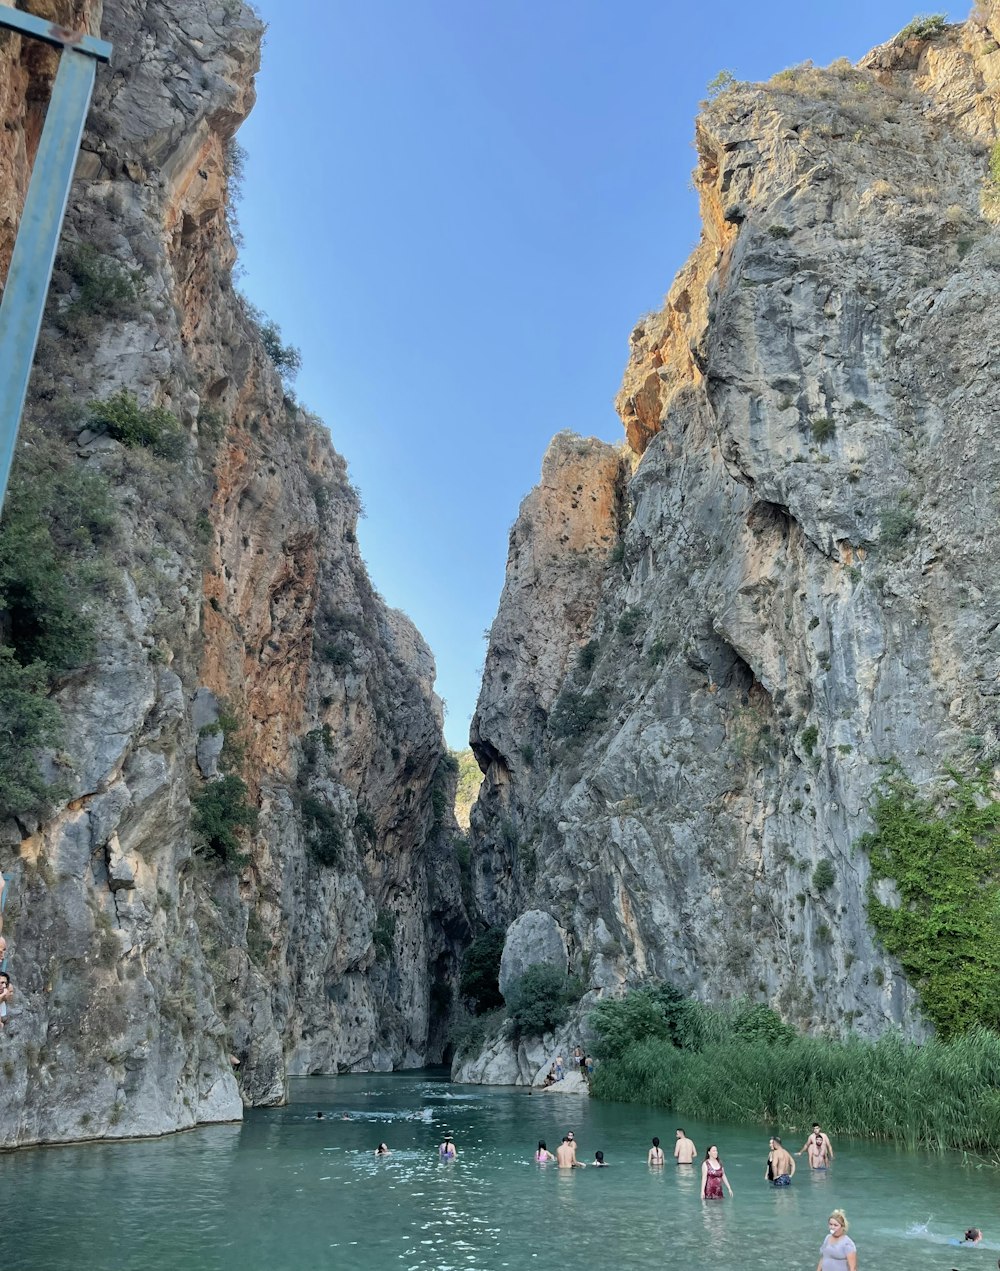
375,1142,391,1156
592,1151,608,1166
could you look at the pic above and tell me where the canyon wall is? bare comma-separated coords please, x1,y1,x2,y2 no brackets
0,0,468,1146
463,7,1000,1076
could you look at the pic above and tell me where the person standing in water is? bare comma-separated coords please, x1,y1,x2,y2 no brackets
556,1136,584,1167
674,1128,697,1164
535,1140,555,1163
592,1151,608,1166
799,1123,834,1168
701,1145,734,1200
817,1210,856,1271
375,1143,391,1156
648,1137,665,1166
439,1136,457,1160
766,1136,796,1186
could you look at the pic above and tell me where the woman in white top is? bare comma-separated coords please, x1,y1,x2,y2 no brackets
817,1210,857,1271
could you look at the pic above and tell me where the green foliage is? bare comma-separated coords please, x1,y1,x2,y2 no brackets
616,608,642,640
191,773,258,867
859,767,1000,1038
460,927,506,1014
812,858,836,892
811,416,836,443
879,505,917,549
301,794,345,866
320,641,354,670
896,14,947,42
504,964,582,1039
590,983,695,1062
576,639,600,673
549,687,608,742
354,808,377,845
0,649,63,820
56,243,144,337
453,748,483,827
373,910,396,961
589,1025,1000,1152
731,1002,796,1046
706,69,737,99
88,390,186,460
990,140,1000,190
800,724,819,757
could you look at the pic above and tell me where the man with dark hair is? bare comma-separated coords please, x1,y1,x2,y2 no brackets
674,1127,697,1164
766,1136,795,1185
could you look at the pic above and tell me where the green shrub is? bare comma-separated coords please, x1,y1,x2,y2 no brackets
191,773,258,868
460,927,506,1014
549,687,608,741
56,243,144,337
731,1002,796,1046
590,983,695,1062
301,794,344,866
504,964,582,1038
812,858,836,892
860,767,1000,1038
705,69,737,99
373,910,396,961
879,505,917,548
576,639,599,673
321,641,354,669
354,808,376,844
88,390,186,460
990,140,1000,190
617,608,642,640
0,649,64,820
896,14,947,42
800,724,819,757
811,416,836,443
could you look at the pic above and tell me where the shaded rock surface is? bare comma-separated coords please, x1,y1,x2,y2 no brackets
0,0,469,1146
460,6,1000,1079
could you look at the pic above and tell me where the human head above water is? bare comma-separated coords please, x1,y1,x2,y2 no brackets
538,1140,547,1151
828,1210,849,1235
704,1145,718,1160
651,1137,660,1148
594,1151,605,1164
964,1229,982,1244
675,1128,685,1137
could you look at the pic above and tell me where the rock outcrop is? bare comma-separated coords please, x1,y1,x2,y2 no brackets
0,0,468,1146
463,5,1000,1078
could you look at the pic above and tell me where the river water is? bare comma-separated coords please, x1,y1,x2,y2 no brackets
3,1070,997,1270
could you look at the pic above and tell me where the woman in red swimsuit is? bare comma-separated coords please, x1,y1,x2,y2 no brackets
701,1145,734,1200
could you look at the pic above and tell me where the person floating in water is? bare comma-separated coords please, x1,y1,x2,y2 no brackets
592,1151,608,1166
375,1143,391,1156
439,1136,457,1160
535,1140,555,1163
766,1136,796,1186
950,1228,982,1247
648,1137,665,1166
701,1145,734,1199
798,1122,834,1169
674,1128,697,1164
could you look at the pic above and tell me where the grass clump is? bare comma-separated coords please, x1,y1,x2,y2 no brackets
589,986,1000,1152
860,766,1000,1039
878,504,917,550
88,390,186,460
811,416,836,443
55,243,144,338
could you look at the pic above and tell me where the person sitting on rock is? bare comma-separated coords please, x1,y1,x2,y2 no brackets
0,971,13,1027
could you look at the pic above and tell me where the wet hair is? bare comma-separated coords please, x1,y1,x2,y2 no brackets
964,1229,982,1243
537,1140,547,1151
594,1151,605,1163
315,1111,324,1119
829,1210,849,1234
376,1142,389,1153
651,1137,660,1147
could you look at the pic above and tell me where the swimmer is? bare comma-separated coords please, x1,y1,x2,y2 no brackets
535,1140,555,1163
959,1228,982,1246
674,1128,697,1164
315,1111,324,1120
556,1135,584,1167
439,1136,457,1160
592,1151,608,1167
375,1143,391,1156
648,1136,665,1166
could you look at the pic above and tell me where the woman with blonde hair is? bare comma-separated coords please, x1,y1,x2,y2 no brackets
817,1210,857,1271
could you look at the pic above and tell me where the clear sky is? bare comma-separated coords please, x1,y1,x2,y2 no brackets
236,1,954,749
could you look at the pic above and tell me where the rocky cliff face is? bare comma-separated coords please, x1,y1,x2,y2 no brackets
0,0,468,1146
465,6,1000,1069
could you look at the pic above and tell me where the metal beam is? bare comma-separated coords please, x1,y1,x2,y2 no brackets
0,16,111,511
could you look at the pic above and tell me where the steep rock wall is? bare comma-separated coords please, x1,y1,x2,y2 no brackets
0,0,468,1146
465,7,1000,1065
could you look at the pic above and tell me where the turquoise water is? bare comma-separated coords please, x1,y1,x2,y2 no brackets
3,1071,998,1269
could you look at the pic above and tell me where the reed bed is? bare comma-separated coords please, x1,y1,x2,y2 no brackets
589,1028,1000,1153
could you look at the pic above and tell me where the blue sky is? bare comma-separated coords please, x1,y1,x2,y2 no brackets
237,1,953,749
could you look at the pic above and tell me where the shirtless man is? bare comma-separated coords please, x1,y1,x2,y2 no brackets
797,1123,834,1169
765,1136,796,1186
556,1135,584,1167
674,1128,697,1164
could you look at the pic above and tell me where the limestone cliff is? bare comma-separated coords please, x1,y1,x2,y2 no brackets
0,0,468,1146
464,6,1000,1072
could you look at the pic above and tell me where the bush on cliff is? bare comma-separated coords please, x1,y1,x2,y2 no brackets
504,964,582,1039
88,389,187,460
460,927,506,1014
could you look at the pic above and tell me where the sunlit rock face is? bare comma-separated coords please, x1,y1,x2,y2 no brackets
0,0,468,1146
463,6,1000,1080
